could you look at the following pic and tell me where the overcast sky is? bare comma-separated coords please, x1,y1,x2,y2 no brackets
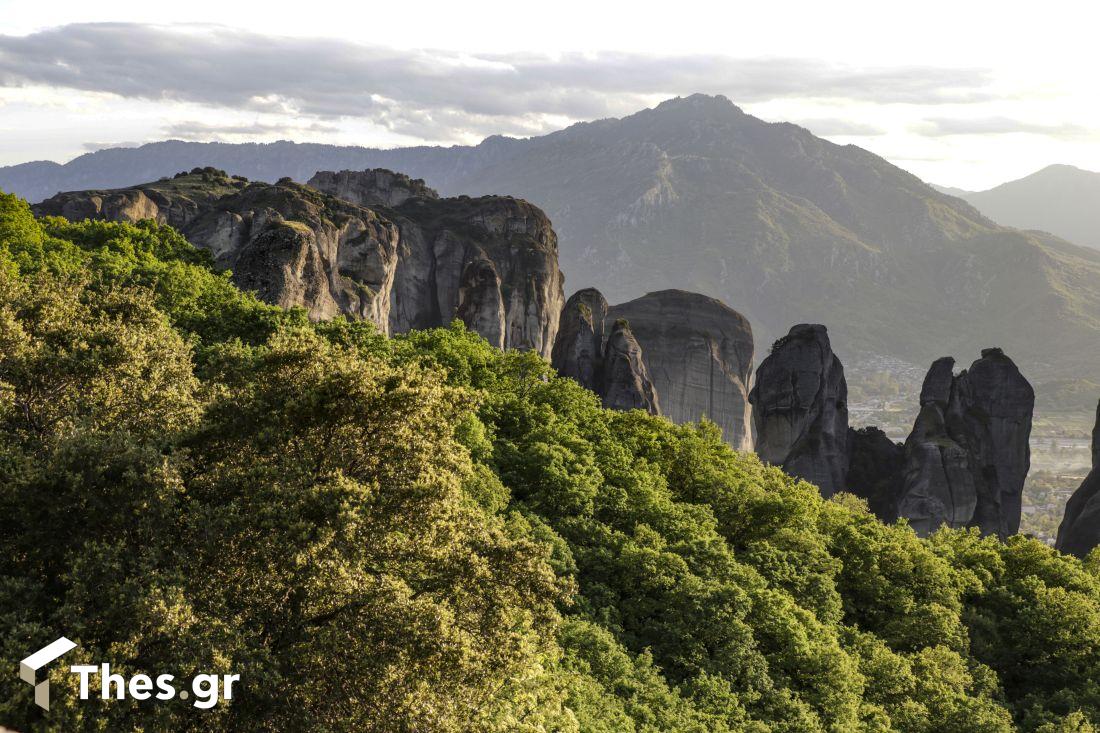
1,0,1097,189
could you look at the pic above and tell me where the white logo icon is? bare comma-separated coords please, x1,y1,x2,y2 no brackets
20,637,77,710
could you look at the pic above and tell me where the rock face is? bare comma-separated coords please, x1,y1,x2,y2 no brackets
601,319,661,413
551,289,660,414
1056,401,1100,557
308,169,563,358
33,167,564,356
749,324,850,496
552,288,610,390
896,349,1034,537
608,290,754,451
847,427,905,521
552,288,753,448
307,168,439,208
35,168,399,326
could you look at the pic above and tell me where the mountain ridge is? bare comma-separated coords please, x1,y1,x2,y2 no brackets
7,94,1100,390
951,164,1100,251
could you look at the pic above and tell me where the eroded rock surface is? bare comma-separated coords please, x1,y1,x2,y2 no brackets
847,426,905,521
608,290,754,450
552,288,610,390
551,288,751,446
35,168,399,326
35,166,565,355
309,169,563,357
307,168,438,208
1056,401,1100,557
749,324,849,496
897,349,1033,537
601,319,660,414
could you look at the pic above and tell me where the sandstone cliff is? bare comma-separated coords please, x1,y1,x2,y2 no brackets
748,324,850,496
1056,401,1100,557
847,426,905,521
33,167,564,356
35,168,399,326
308,169,563,358
552,288,753,449
896,349,1034,538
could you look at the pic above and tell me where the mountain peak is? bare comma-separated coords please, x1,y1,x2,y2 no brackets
1033,163,1099,178
652,93,744,115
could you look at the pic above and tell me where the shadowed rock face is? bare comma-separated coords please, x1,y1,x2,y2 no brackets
847,426,905,521
749,324,849,496
552,288,610,389
35,169,399,326
308,169,563,358
601,319,660,413
897,349,1033,538
1056,401,1100,557
608,290,755,450
551,288,751,447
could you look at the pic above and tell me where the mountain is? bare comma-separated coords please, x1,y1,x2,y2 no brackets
954,164,1100,251
7,95,1100,389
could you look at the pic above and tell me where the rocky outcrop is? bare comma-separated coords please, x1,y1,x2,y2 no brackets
552,288,610,390
608,290,754,450
33,167,564,355
1056,402,1100,557
307,168,439,208
601,319,660,413
551,288,751,446
308,169,563,358
35,168,399,326
749,324,849,496
896,349,1034,538
551,289,659,414
847,427,905,521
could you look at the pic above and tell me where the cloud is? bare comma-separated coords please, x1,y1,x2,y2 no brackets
0,23,997,144
81,140,143,152
791,118,887,137
917,117,1099,140
161,120,339,141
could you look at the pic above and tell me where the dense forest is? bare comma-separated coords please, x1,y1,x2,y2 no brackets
3,188,1100,732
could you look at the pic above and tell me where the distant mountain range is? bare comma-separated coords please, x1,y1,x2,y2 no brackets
935,164,1100,251
5,94,1100,393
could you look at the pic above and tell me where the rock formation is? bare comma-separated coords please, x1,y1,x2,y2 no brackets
745,328,1032,535
608,290,754,451
35,168,399,326
846,427,905,521
307,168,439,208
1056,401,1100,557
896,349,1034,538
308,169,563,358
601,320,661,413
748,324,850,496
33,167,564,356
551,289,660,414
552,288,753,449
552,288,610,390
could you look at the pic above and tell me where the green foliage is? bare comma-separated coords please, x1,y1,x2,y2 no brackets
3,192,1100,731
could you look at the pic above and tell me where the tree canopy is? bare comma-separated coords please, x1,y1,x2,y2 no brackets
3,189,1100,731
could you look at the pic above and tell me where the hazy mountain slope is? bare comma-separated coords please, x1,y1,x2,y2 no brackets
6,95,1100,387
0,137,522,205
958,164,1100,251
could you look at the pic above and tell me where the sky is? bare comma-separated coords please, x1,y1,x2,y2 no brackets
1,0,1098,189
